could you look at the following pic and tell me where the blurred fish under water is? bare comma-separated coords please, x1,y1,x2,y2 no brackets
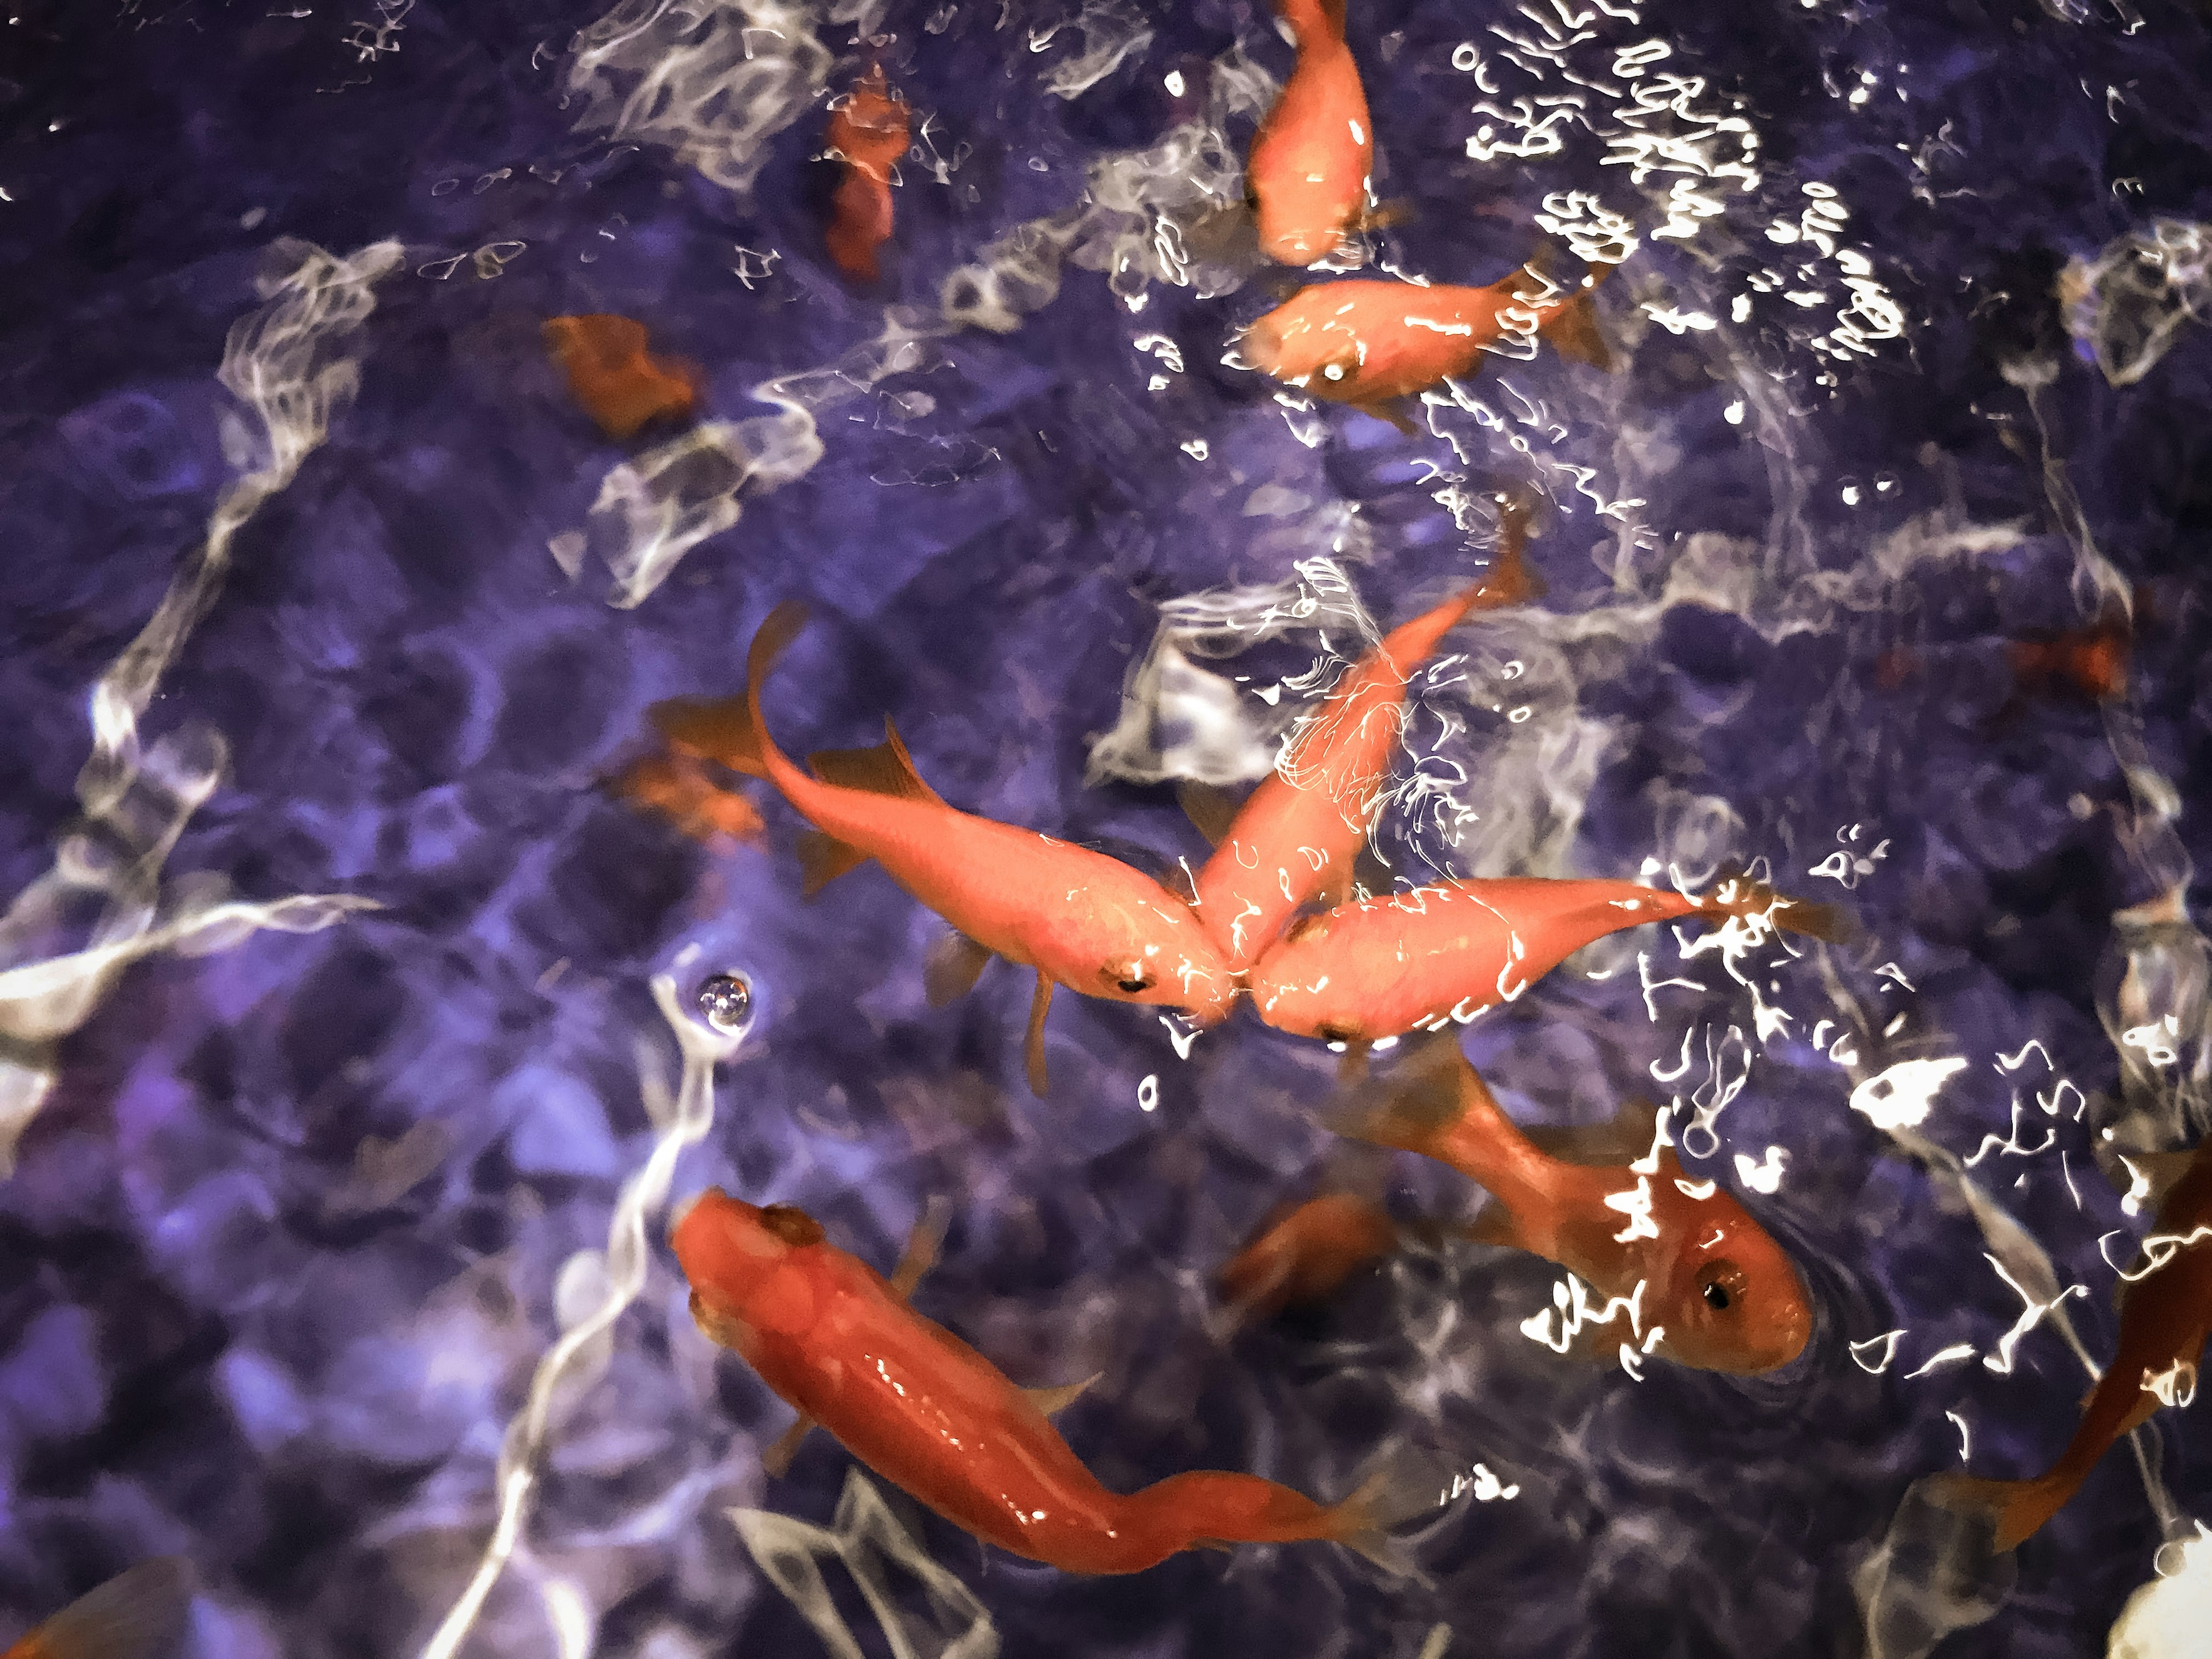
3,2,2212,1659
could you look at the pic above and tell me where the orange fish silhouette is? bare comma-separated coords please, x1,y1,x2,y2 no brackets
672,1188,1404,1574
2005,614,2130,703
824,67,911,283
611,751,764,846
542,314,700,441
1,1558,192,1659
1240,264,1612,431
1247,0,1372,266
1218,1192,1398,1320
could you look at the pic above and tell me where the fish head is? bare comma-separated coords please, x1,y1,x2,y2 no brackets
1071,884,1243,1022
1645,1179,1811,1374
1243,914,1360,1040
1255,190,1355,267
669,1188,828,1349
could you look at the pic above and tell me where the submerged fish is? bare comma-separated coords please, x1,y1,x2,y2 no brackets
541,314,700,441
824,66,911,283
672,1187,1400,1574
1,1558,192,1659
1935,1138,2212,1550
1341,1037,1812,1374
651,604,1240,1092
1218,1191,1399,1320
1248,870,1843,1054
1238,264,1612,431
1188,499,1540,968
609,750,765,846
2005,613,2130,704
1247,0,1372,266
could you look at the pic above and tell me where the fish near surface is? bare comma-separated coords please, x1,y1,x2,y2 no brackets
650,604,1240,1092
671,1188,1402,1575
1341,1037,1812,1374
1934,1138,2212,1550
1248,870,1844,1050
1218,1191,1399,1321
541,314,700,441
1247,0,1372,266
1189,499,1541,967
824,66,910,283
1,1558,192,1659
1239,264,1612,430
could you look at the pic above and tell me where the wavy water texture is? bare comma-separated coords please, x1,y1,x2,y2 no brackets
2063,221,2212,389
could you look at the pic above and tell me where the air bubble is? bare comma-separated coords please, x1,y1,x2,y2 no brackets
696,972,753,1033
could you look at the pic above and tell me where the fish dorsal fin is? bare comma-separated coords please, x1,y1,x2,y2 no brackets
1022,1373,1103,1418
1177,779,1245,850
29,1559,194,1659
1522,1097,1664,1166
924,933,995,1007
808,717,946,808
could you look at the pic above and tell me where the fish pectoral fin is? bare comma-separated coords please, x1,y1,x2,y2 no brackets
1192,1538,1239,1555
806,716,948,807
797,830,871,897
1355,400,1422,437
1334,1039,1373,1085
688,1289,748,1351
25,1556,194,1659
1025,973,1056,1096
1357,196,1415,233
1022,1372,1104,1417
1176,780,1245,850
760,1413,817,1478
924,932,996,1006
888,1196,949,1301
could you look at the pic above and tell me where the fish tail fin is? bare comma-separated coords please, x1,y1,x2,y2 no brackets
1542,278,1614,372
1324,1448,1446,1584
1925,1470,2075,1552
31,1558,195,1659
1699,862,1852,943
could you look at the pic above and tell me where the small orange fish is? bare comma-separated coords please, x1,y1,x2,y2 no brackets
1343,1037,1811,1374
2005,615,2130,703
651,604,1241,1092
1239,264,1612,431
1188,501,1540,967
672,1188,1398,1574
1,1558,192,1659
611,751,765,846
542,314,701,441
1247,0,1372,266
1247,871,1843,1052
1934,1138,2212,1549
1218,1192,1399,1319
824,66,911,283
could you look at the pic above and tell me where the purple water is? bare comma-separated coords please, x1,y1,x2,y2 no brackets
3,1,2210,1656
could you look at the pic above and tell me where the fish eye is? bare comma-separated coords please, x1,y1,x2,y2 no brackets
1104,963,1156,995
1698,1260,1748,1314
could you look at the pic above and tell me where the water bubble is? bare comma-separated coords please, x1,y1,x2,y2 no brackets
696,972,753,1033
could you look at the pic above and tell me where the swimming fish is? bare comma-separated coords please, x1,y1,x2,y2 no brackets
1238,264,1612,431
1187,499,1540,967
542,314,701,441
1934,1138,2212,1550
824,66,911,283
672,1187,1401,1574
1218,1191,1399,1320
1,1558,192,1659
1247,870,1843,1055
650,604,1240,1092
1247,0,1372,266
1340,1036,1812,1374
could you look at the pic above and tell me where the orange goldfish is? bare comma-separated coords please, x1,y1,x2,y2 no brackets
1218,1191,1399,1320
610,750,765,846
1239,264,1612,431
542,314,701,441
672,1188,1401,1574
2005,613,2130,704
824,67,910,283
1344,1037,1812,1374
651,604,1240,1092
1188,501,1540,967
1247,0,1372,266
1,1558,191,1659
1934,1138,2212,1550
1248,872,1842,1053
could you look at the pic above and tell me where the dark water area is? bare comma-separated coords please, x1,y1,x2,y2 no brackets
3,1,2212,1656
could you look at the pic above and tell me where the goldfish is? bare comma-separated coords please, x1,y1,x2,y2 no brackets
824,66,911,283
2,1558,192,1659
1342,1036,1812,1374
542,314,701,441
650,603,1240,1092
609,750,765,846
1238,264,1612,431
1247,0,1372,266
1187,499,1540,968
2005,613,2130,703
1218,1191,1399,1320
1248,870,1843,1057
672,1187,1402,1575
1934,1138,2212,1550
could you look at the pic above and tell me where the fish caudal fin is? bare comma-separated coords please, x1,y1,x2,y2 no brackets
797,830,870,896
1700,866,1851,943
1323,1449,1448,1584
29,1558,194,1659
807,717,948,807
1926,1471,2078,1552
1541,275,1614,372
